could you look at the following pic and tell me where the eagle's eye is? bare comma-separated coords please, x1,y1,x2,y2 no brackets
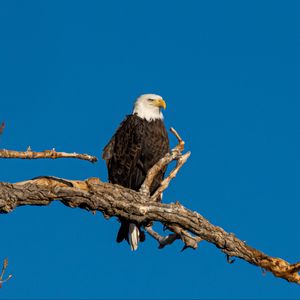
148,98,155,102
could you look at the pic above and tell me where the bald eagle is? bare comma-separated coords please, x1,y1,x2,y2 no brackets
102,94,170,250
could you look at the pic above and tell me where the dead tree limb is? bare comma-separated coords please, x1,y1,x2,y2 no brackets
144,225,179,249
0,176,299,285
0,148,97,163
0,259,12,288
139,127,186,198
0,129,299,285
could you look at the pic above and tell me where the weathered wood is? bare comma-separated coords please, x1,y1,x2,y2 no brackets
0,148,97,163
0,176,299,285
0,127,299,285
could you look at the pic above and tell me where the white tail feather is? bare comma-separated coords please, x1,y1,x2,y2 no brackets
129,223,139,251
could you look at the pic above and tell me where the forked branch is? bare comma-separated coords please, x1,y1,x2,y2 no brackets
0,129,299,285
144,225,179,249
0,259,12,288
139,127,189,198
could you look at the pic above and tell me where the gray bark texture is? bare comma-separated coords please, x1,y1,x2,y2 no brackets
0,128,299,285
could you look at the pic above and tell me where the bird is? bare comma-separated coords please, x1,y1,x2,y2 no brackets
102,94,170,250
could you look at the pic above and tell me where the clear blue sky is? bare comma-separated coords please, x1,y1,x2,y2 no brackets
1,0,300,298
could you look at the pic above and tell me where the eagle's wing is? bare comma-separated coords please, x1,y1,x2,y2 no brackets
102,115,130,162
102,135,115,162
102,115,144,190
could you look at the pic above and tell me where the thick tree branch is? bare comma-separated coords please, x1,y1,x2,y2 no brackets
0,148,97,163
0,176,299,285
0,128,299,286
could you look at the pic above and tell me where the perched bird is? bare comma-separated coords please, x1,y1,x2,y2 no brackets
102,94,170,250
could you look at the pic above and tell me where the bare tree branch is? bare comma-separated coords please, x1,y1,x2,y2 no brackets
144,225,179,249
139,150,182,196
167,224,203,250
0,148,97,163
0,258,12,288
0,175,299,285
151,152,190,201
170,127,185,151
139,127,188,198
0,128,299,285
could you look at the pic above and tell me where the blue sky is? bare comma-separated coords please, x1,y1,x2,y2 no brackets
1,0,300,298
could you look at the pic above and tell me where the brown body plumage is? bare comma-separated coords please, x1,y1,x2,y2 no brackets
103,114,169,193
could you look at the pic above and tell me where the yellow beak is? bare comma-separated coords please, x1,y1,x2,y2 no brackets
153,99,167,110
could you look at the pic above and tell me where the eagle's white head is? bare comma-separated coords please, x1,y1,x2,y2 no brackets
133,94,166,121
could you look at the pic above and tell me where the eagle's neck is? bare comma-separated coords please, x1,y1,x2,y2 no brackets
133,105,163,121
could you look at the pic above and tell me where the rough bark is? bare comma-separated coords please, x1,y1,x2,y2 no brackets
0,177,299,284
0,148,97,162
0,128,299,285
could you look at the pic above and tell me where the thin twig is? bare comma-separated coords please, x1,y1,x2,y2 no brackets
0,258,12,288
170,127,185,151
167,224,202,250
145,223,201,250
0,258,8,280
151,152,190,200
145,225,179,249
139,151,182,196
0,148,98,163
139,127,188,196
